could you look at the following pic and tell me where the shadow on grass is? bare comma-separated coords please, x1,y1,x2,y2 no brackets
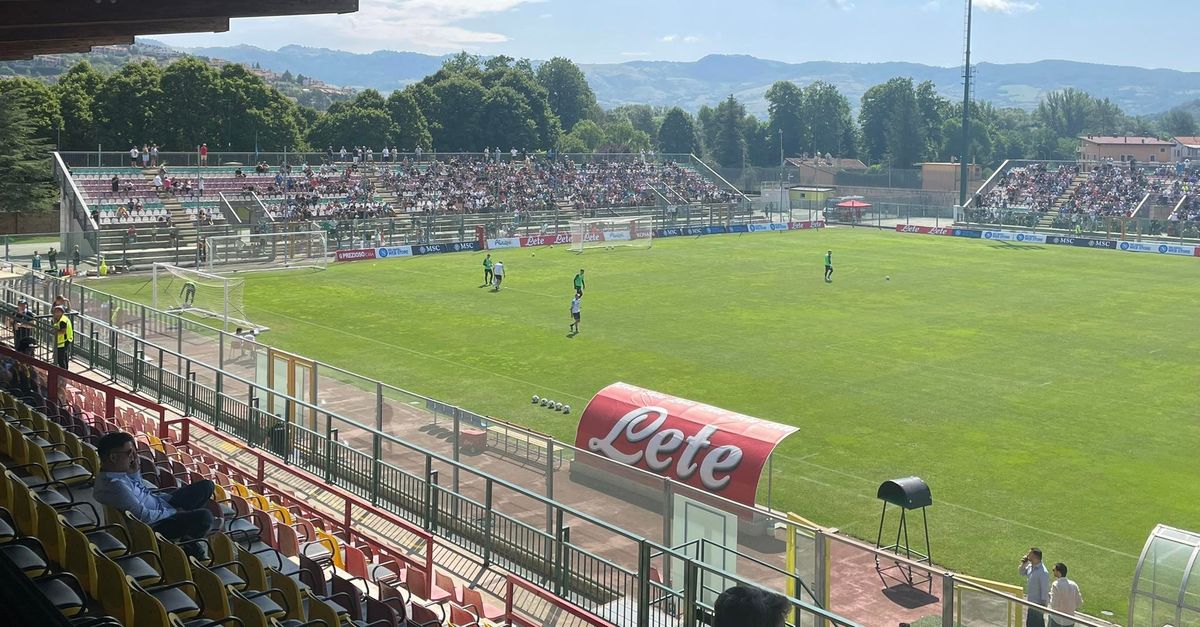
987,243,1046,250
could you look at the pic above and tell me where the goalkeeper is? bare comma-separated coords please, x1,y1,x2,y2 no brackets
180,280,197,307
573,269,585,297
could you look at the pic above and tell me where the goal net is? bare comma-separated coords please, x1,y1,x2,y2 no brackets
151,263,251,332
205,231,329,272
570,216,655,253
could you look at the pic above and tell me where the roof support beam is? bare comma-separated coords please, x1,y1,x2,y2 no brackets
0,17,230,43
0,0,358,28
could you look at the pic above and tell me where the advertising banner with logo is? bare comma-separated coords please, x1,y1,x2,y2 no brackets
487,237,522,249
788,221,825,230
895,225,954,236
729,224,750,233
521,233,574,247
375,246,412,259
573,382,798,506
704,226,728,235
980,230,1047,244
952,229,983,239
1045,235,1117,249
1117,241,1198,256
334,248,376,262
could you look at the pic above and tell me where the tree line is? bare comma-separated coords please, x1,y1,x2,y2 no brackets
2,51,1199,212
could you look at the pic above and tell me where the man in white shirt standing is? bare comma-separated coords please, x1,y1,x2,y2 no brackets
492,260,504,290
569,293,582,334
129,145,140,167
1019,547,1051,627
1048,562,1083,627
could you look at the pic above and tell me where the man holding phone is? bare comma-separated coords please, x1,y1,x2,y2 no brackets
1019,547,1050,627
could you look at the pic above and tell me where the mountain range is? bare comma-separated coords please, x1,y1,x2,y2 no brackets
172,43,1200,117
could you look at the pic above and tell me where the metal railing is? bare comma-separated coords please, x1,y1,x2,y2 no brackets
0,268,1125,627
0,280,859,627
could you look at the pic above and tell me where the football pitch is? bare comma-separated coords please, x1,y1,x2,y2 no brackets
100,227,1200,615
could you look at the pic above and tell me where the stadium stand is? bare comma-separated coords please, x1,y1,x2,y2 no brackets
0,341,633,627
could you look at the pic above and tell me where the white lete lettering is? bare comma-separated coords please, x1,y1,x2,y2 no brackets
587,406,744,490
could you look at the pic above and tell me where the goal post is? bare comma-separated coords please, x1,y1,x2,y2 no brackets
570,216,655,253
151,263,251,332
205,230,329,272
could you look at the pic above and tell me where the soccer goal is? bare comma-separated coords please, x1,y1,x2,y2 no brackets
205,231,329,272
570,216,655,253
151,263,252,332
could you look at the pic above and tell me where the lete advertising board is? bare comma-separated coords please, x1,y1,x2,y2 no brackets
521,233,574,247
894,225,954,236
574,382,798,506
335,248,376,262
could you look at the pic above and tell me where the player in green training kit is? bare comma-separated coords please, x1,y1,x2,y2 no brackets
481,254,493,288
574,269,585,297
824,250,833,282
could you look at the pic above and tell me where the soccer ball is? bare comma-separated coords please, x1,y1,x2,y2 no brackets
532,395,540,404
554,402,563,411
885,276,891,281
540,398,549,407
531,253,536,257
563,405,571,414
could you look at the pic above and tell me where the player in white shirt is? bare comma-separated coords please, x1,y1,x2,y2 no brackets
492,261,505,290
570,293,582,333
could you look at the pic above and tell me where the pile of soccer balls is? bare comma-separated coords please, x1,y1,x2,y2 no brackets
532,395,570,414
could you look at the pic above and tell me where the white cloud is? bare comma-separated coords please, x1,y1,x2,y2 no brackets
661,34,701,44
239,0,548,53
620,51,650,57
828,0,855,10
920,0,941,12
974,0,1038,14
538,12,552,18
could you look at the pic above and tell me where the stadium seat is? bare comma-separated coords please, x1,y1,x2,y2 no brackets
461,585,505,622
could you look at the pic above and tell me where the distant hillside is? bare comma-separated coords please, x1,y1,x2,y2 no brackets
161,46,1200,116
8,41,1200,118
180,44,449,93
0,41,354,112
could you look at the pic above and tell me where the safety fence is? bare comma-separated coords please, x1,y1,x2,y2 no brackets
0,271,1121,627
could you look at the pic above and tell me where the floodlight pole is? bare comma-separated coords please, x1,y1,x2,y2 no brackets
958,0,974,208
779,128,785,223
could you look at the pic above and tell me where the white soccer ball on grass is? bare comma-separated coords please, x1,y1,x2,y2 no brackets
532,395,540,404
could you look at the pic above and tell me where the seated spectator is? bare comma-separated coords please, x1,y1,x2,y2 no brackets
93,431,216,558
714,586,789,627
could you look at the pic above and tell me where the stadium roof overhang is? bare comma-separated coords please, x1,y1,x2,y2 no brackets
0,0,358,61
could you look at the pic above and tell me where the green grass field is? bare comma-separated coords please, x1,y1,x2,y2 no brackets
100,228,1200,616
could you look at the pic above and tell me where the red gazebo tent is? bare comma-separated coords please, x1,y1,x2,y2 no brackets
835,199,871,222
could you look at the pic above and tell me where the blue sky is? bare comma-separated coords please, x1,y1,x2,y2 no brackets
155,0,1198,71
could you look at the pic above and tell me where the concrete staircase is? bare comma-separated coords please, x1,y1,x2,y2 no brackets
1037,173,1087,228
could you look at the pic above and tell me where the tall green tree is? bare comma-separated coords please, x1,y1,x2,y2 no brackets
0,77,62,143
742,116,777,167
764,81,806,158
915,80,952,160
711,95,747,167
54,61,102,149
430,75,487,151
1161,108,1196,137
536,57,597,132
215,64,305,151
94,61,162,149
481,86,538,150
385,90,432,150
859,78,923,167
0,90,55,213
157,57,222,150
803,81,855,157
489,64,561,149
1035,88,1126,138
600,119,652,153
560,119,605,153
658,107,699,154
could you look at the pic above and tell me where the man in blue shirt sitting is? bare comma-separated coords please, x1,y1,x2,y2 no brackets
93,431,216,556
